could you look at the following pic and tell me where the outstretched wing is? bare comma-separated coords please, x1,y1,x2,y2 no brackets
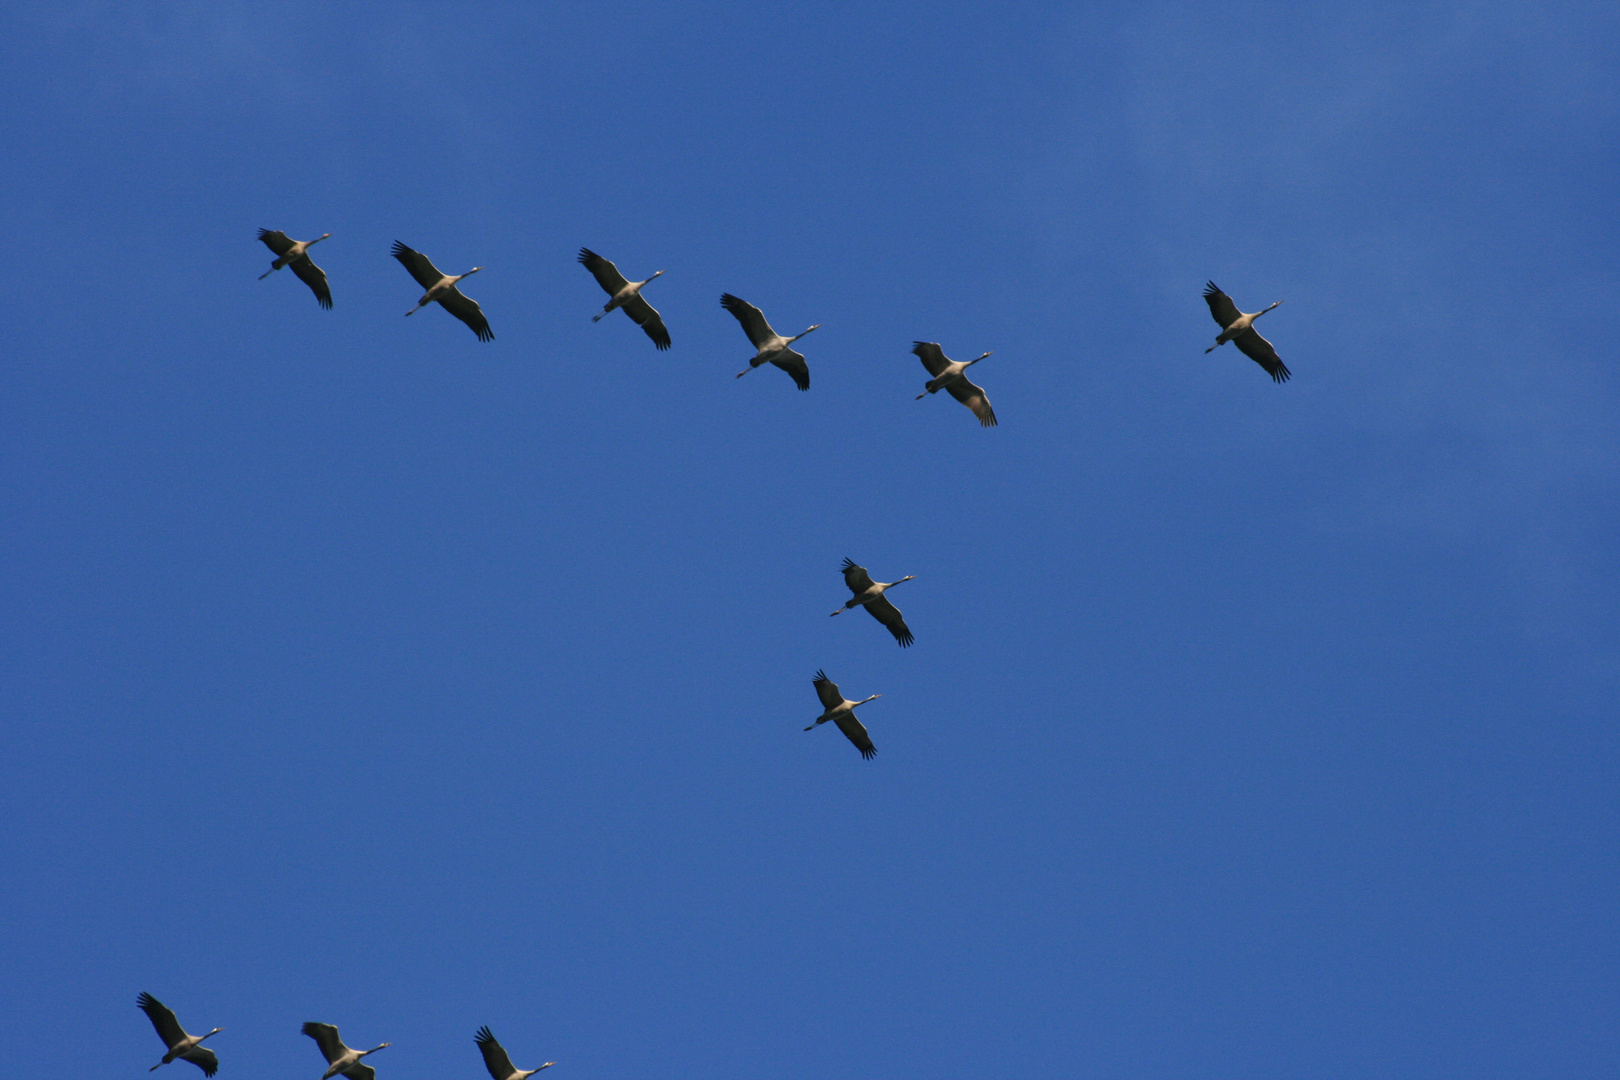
291,255,332,309
1202,281,1241,330
439,286,494,342
770,349,810,391
1234,328,1290,383
622,293,671,350
720,293,777,348
181,1046,219,1077
257,229,295,257
835,713,877,759
864,595,914,647
302,1022,347,1064
577,248,629,296
341,1064,375,1080
947,377,997,427
841,558,876,595
813,670,842,711
475,1027,516,1080
138,993,187,1049
911,341,949,377
392,241,445,290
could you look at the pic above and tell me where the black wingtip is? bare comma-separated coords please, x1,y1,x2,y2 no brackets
841,557,856,570
137,992,156,1008
256,228,271,239
318,297,333,310
1203,280,1221,296
1273,363,1292,383
896,633,914,648
578,247,596,262
860,746,877,760
475,1026,494,1044
813,669,828,682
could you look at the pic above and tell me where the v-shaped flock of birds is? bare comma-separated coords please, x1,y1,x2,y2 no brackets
257,227,1289,759
128,238,1294,1078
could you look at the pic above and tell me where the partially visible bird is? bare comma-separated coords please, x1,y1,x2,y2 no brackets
475,1027,554,1080
578,248,670,350
392,241,493,341
257,230,332,308
913,342,996,427
138,993,221,1077
804,670,881,760
302,1022,391,1080
832,558,915,647
721,293,819,390
1201,281,1289,382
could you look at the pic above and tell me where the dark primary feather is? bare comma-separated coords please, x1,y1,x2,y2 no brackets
1234,329,1291,382
292,255,332,308
834,713,877,759
841,558,876,595
138,993,186,1048
475,1027,516,1080
720,293,776,348
911,341,949,377
771,350,810,391
257,229,295,257
813,669,842,711
181,1047,219,1077
577,248,629,294
391,241,446,290
1202,281,1241,328
438,287,495,342
865,594,914,647
302,1022,346,1064
622,293,671,350
946,378,997,426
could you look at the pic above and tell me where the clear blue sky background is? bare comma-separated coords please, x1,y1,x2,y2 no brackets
2,3,1616,1078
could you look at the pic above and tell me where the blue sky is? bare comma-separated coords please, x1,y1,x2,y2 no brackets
2,2,1616,1078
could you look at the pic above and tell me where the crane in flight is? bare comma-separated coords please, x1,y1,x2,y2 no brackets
138,993,220,1077
578,248,670,350
831,558,915,647
302,1022,391,1080
1201,282,1289,382
721,293,819,390
913,342,996,426
257,230,332,308
475,1026,554,1080
392,241,493,341
805,670,882,759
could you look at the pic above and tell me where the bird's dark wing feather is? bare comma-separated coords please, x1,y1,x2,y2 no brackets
291,256,332,309
181,1046,219,1077
578,248,629,296
864,595,914,647
771,348,810,391
622,294,671,350
341,1064,375,1080
439,286,494,342
302,1022,346,1064
835,713,877,759
841,558,876,595
813,670,842,711
720,293,776,348
139,993,186,1048
947,378,997,426
1234,328,1290,382
1202,281,1241,329
392,241,445,290
912,341,949,377
475,1027,516,1080
258,229,295,257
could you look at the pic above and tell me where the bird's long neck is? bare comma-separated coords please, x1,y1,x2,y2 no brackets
1255,301,1282,318
857,694,880,706
199,1030,221,1042
363,1044,388,1056
967,352,991,366
790,324,821,343
311,234,331,245
882,575,915,589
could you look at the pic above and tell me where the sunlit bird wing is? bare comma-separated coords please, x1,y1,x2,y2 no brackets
341,1064,375,1080
834,713,876,759
291,255,332,309
180,1046,219,1077
947,377,996,427
302,1022,347,1064
622,293,671,350
257,229,296,257
438,286,494,342
1234,328,1290,382
577,248,629,295
864,594,913,647
475,1027,517,1080
720,293,777,349
138,993,186,1048
391,242,446,291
